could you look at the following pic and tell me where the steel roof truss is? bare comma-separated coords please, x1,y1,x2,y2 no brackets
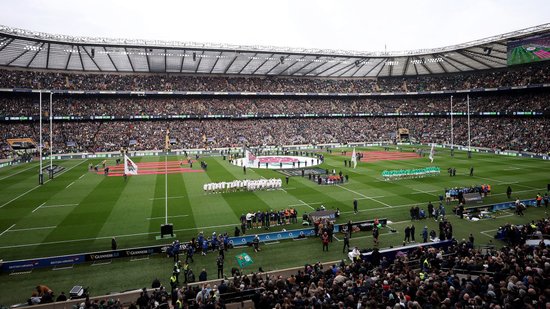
299,60,327,76
313,61,341,76
223,54,239,74
251,53,274,75
209,51,223,74
104,46,118,72
26,42,45,68
194,50,204,73
77,45,85,70
81,46,101,71
278,55,307,75
237,52,257,74
350,58,370,77
6,47,31,66
124,48,135,72
364,58,386,77
64,47,72,70
456,50,493,69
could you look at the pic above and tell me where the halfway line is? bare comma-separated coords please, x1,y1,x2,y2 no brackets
146,215,189,220
149,195,185,201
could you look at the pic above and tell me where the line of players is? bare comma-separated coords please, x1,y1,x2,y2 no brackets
239,208,299,232
203,178,282,194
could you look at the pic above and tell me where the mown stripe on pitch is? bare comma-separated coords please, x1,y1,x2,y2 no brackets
147,157,196,234
39,165,129,246
0,160,87,231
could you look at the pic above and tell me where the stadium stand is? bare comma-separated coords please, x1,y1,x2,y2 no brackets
1,24,549,308
155,219,550,308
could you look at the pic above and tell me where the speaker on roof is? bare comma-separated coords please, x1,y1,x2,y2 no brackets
91,48,95,58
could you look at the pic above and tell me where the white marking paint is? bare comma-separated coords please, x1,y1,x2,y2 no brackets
0,164,38,181
8,226,56,232
148,196,185,201
146,215,189,220
336,184,392,207
0,160,88,209
31,202,46,213
298,200,315,210
0,224,16,237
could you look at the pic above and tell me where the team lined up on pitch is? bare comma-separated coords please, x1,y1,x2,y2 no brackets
382,166,441,181
203,178,282,193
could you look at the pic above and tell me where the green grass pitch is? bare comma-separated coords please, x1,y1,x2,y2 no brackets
0,146,549,305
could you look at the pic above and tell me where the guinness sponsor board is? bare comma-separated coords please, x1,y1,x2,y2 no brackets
84,245,165,262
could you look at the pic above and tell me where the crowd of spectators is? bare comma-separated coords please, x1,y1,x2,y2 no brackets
1,64,549,159
1,91,550,117
0,63,548,93
159,217,550,308
1,116,549,159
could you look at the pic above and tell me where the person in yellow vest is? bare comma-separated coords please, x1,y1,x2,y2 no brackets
175,296,183,309
183,261,189,283
422,258,431,271
170,273,178,290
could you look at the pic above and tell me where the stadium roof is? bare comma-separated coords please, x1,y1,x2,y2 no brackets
0,24,549,77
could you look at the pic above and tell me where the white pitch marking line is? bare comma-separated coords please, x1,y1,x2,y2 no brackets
52,266,73,271
130,256,150,261
0,222,246,249
336,184,392,208
146,215,189,220
8,226,57,232
41,204,79,208
9,270,32,275
298,199,315,210
0,159,88,209
32,202,46,213
479,230,497,238
148,196,185,200
356,196,385,200
412,188,439,197
78,174,86,179
336,231,396,242
66,181,75,188
339,187,546,214
0,164,38,181
288,202,322,207
0,224,16,237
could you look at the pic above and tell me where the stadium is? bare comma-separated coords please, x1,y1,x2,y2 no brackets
0,10,549,309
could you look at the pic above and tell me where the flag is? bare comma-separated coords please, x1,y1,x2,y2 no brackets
351,148,357,169
235,252,254,268
124,155,138,175
247,150,256,161
429,144,435,163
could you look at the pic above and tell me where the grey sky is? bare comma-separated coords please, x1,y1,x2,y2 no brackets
1,0,548,52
